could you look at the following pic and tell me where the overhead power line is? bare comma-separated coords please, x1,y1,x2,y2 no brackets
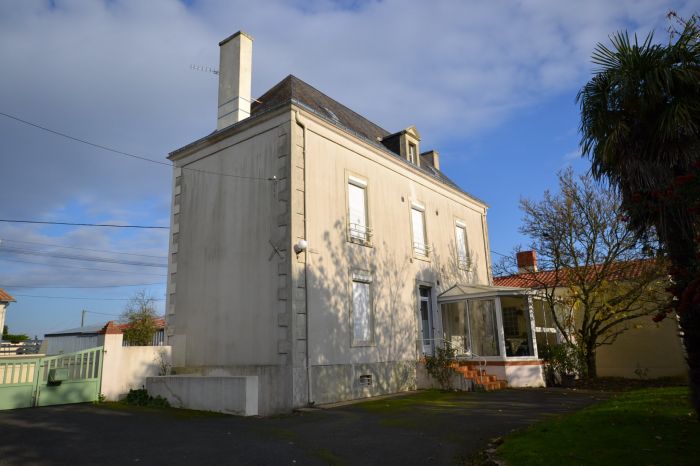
1,283,165,289
0,111,274,181
0,257,167,276
0,219,168,229
83,310,123,317
0,246,166,268
0,238,167,259
11,293,165,301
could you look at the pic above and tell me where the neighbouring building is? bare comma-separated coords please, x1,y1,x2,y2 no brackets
0,288,15,337
158,31,548,416
494,251,687,379
43,319,166,355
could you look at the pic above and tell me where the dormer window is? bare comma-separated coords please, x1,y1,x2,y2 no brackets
378,125,421,166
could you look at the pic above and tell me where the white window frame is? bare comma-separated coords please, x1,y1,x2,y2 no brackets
347,175,371,245
455,220,470,270
350,270,374,346
408,142,417,164
410,202,429,258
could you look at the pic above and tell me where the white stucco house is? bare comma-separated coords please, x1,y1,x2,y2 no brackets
0,288,16,338
153,31,548,415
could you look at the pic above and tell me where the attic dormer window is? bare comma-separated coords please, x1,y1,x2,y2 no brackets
408,143,417,164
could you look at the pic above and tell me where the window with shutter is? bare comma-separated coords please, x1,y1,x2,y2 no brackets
411,206,428,256
347,177,369,243
351,272,373,345
455,223,469,269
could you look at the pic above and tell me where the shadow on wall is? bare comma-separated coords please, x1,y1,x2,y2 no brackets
303,219,482,404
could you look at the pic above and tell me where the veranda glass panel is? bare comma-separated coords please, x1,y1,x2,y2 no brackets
500,296,534,357
533,299,559,352
441,301,468,355
469,299,499,356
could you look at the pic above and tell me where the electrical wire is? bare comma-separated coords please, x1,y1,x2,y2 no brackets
0,111,275,181
0,219,168,229
83,310,125,317
11,293,165,301
1,283,165,289
0,246,166,268
0,257,167,276
0,238,167,259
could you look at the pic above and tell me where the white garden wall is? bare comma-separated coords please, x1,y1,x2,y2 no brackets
100,333,171,401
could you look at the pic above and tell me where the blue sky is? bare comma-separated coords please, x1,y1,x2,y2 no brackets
0,0,692,337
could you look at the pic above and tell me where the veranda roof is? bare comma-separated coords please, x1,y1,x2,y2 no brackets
438,283,529,302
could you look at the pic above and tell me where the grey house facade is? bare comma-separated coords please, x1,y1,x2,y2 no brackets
161,32,543,415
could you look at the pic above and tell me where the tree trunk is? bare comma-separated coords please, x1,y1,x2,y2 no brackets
585,344,597,379
662,214,700,416
680,301,700,416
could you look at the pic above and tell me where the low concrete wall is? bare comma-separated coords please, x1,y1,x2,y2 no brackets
505,363,545,387
146,375,258,416
172,364,292,415
100,333,171,401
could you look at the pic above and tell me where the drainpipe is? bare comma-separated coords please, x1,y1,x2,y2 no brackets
294,109,313,406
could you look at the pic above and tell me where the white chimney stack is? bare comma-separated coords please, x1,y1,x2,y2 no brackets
217,31,253,130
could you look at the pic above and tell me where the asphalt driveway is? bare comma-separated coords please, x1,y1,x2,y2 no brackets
0,389,608,465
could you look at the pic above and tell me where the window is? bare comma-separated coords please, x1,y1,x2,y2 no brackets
455,222,469,269
408,143,417,164
348,177,369,242
411,204,428,256
351,271,373,345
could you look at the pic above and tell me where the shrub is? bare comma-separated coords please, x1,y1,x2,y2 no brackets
424,344,456,390
123,388,170,408
541,343,582,385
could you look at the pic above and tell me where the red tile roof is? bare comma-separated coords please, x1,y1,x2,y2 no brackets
0,288,15,302
98,318,166,334
493,259,663,288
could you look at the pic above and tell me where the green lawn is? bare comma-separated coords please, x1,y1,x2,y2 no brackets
498,387,699,466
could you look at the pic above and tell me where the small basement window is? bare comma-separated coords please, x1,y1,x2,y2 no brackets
359,374,373,387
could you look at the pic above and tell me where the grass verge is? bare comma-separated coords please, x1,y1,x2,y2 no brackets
497,387,698,466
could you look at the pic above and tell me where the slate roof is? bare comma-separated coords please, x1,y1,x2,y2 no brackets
493,260,663,288
251,75,475,200
0,288,15,303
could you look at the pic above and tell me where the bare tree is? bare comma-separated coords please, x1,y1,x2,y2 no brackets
497,169,668,378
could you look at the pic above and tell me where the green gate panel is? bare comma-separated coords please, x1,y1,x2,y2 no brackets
0,357,41,411
37,380,101,407
0,384,34,410
0,347,103,410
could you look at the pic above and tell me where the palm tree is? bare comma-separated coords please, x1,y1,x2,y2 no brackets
577,14,700,414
